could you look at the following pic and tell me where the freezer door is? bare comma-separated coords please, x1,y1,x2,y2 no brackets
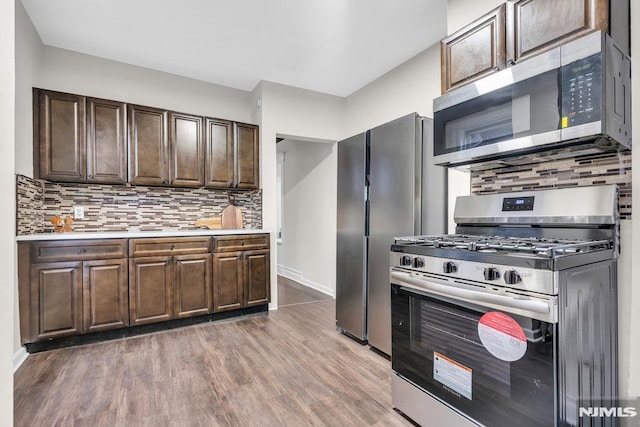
336,132,368,340
368,113,422,355
421,117,447,235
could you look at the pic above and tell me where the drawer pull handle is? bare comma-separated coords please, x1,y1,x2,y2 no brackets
170,245,176,250
79,249,86,254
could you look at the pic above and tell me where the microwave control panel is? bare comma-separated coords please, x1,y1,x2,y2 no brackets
561,53,602,128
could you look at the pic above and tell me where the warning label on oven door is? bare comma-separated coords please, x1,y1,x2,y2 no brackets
478,311,527,362
433,352,472,400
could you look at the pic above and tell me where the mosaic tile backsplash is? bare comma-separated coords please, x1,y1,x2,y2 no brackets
16,174,262,235
470,151,632,219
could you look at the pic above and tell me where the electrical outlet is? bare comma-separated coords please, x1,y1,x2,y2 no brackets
74,206,85,220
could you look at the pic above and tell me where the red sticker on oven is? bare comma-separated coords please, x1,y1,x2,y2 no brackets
478,312,527,362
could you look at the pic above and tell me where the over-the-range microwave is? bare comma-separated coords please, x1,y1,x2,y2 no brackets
433,31,631,170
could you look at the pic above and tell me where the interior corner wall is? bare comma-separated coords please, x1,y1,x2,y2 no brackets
15,0,43,177
39,47,254,123
2,0,16,422
279,140,336,296
343,43,440,137
256,81,344,306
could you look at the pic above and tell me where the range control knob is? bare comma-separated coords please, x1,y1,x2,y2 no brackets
443,261,458,274
483,267,501,281
413,257,425,268
400,255,412,266
504,270,522,285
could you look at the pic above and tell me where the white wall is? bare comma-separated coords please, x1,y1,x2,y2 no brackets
2,0,16,422
277,139,336,296
14,0,42,177
253,81,344,307
344,44,440,135
15,44,254,177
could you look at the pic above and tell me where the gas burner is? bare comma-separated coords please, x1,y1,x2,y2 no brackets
393,234,613,259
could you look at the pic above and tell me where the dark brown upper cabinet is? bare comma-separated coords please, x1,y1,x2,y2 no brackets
37,90,86,182
440,4,506,94
506,0,611,65
128,104,169,186
205,120,259,190
234,122,259,189
440,0,627,94
35,89,260,190
169,112,204,187
205,118,234,188
87,98,127,184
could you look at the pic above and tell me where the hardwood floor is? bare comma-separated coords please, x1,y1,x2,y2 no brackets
14,281,414,426
277,275,333,306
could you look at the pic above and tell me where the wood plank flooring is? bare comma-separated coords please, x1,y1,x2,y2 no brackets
14,280,414,426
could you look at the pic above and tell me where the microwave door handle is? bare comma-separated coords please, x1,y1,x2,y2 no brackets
390,271,550,315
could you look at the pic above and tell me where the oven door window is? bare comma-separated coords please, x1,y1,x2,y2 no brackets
391,285,555,427
433,69,561,156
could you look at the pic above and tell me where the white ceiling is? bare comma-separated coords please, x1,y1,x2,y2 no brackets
21,0,447,97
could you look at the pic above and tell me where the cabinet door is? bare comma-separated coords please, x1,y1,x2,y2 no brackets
243,249,270,307
30,261,83,341
506,0,609,65
128,105,169,186
86,98,127,184
212,252,243,312
37,90,86,182
129,256,173,325
83,259,129,333
234,122,259,189
174,254,212,318
205,118,234,188
169,112,204,187
440,4,506,94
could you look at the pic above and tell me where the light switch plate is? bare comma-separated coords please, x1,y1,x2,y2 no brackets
74,206,84,220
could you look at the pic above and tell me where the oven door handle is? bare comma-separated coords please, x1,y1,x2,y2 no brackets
391,271,550,314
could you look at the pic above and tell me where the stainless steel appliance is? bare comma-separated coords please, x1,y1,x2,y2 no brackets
390,185,619,426
336,113,446,355
433,31,631,170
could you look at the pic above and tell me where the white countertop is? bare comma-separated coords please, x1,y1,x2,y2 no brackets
16,229,271,241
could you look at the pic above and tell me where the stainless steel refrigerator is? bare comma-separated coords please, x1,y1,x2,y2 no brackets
336,113,446,355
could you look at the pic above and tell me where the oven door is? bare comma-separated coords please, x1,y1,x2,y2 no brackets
391,270,557,427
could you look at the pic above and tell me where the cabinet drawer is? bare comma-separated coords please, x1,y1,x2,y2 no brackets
129,237,211,257
31,239,127,263
213,235,269,252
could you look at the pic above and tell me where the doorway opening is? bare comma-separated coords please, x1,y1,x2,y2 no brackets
275,135,337,306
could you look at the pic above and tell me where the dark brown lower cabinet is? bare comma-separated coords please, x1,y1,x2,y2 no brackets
129,256,173,326
83,259,129,333
129,251,212,324
19,240,130,344
244,249,270,307
212,252,243,312
212,241,270,313
18,235,268,346
174,254,212,318
29,261,83,341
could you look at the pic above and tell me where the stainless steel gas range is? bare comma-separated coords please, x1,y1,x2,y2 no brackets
390,185,619,427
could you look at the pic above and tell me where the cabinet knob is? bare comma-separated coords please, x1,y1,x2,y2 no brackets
170,245,176,250
493,66,500,72
79,248,86,254
507,59,516,66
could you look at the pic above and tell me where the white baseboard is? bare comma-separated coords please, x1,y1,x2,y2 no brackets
277,264,334,297
13,347,28,373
